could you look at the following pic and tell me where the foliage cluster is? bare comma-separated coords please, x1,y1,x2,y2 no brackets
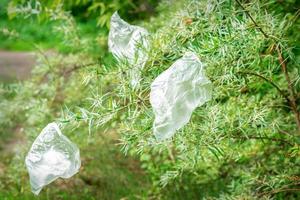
0,0,300,199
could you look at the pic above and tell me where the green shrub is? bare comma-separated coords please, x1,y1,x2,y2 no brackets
0,0,299,199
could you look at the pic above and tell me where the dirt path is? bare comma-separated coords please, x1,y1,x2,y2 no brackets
0,51,36,81
0,51,35,176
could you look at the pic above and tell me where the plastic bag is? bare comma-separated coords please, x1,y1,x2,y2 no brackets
108,12,149,87
25,122,81,195
150,52,212,141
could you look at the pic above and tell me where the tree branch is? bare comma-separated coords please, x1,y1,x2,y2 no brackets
63,62,99,76
231,135,294,146
235,0,300,133
276,45,300,132
235,0,269,38
237,71,290,103
258,181,300,197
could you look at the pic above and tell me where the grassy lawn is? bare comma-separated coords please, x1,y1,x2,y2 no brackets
0,17,104,54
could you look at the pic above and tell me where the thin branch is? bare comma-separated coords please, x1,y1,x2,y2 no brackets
34,45,52,69
38,62,98,85
235,0,269,38
258,181,300,196
259,188,300,197
63,62,99,76
276,45,300,132
235,0,300,133
237,71,290,103
231,135,294,146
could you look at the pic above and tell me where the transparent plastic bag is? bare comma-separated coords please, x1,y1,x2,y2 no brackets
108,12,149,87
150,52,212,141
25,122,81,195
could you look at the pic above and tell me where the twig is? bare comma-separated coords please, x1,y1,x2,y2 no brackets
231,135,294,146
235,0,269,38
276,45,300,132
34,45,52,69
167,146,175,162
259,188,300,197
258,181,300,196
237,71,290,103
63,62,98,76
235,0,300,133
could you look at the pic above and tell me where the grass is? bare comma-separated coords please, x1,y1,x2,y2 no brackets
0,17,104,55
0,19,59,51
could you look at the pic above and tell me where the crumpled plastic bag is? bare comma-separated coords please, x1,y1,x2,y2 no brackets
108,11,149,87
25,122,81,195
150,52,212,141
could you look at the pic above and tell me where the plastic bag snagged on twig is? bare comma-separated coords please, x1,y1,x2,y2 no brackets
108,12,149,87
25,122,81,195
150,52,212,141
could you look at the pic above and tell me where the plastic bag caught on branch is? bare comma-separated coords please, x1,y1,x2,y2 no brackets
108,12,149,87
150,52,212,141
25,122,81,195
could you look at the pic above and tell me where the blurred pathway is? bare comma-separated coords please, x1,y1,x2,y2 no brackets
0,51,35,81
0,51,34,175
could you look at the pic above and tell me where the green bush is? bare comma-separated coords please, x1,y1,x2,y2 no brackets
0,0,299,199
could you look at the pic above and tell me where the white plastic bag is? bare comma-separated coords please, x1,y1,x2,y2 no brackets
150,52,212,141
25,122,81,195
108,12,149,87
